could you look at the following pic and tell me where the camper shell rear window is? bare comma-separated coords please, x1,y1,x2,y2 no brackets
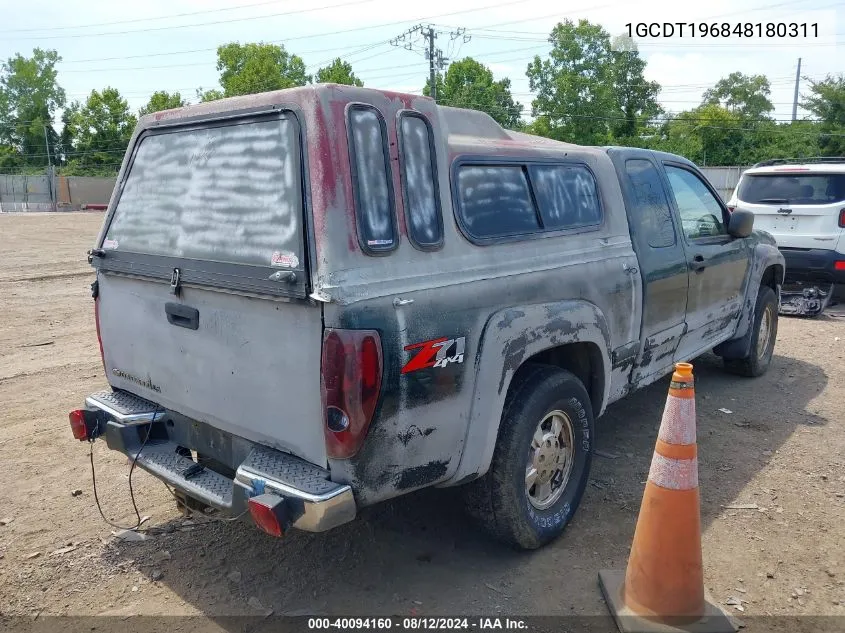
97,111,309,298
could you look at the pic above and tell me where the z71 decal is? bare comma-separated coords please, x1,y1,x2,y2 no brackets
402,336,466,374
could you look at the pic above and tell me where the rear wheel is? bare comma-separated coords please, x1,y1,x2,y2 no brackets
724,285,778,377
463,364,594,550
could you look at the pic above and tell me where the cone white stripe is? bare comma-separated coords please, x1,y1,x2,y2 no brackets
657,396,697,445
647,453,699,490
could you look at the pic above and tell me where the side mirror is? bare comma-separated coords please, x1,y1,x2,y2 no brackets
728,209,754,238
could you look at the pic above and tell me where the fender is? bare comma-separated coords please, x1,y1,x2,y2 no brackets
444,300,612,486
714,236,784,360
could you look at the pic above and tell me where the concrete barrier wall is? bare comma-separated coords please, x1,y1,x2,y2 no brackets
0,173,116,212
65,176,117,208
700,166,751,202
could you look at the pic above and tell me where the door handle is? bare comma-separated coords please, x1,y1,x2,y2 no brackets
690,255,706,273
165,302,199,330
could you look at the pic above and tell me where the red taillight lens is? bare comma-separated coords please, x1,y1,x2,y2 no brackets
321,329,382,459
94,298,105,372
69,409,88,441
838,208,845,228
248,494,287,537
834,261,845,271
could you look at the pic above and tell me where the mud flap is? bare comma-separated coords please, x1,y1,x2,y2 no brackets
779,282,834,318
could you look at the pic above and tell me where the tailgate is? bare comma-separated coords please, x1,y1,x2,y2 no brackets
92,110,327,466
98,274,326,466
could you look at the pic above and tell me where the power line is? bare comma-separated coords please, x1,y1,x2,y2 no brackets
5,0,534,41
0,0,297,33
3,0,380,41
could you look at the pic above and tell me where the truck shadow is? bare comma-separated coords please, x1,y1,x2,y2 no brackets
105,352,827,618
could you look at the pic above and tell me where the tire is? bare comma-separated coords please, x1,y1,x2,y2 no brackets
724,285,778,377
463,364,594,550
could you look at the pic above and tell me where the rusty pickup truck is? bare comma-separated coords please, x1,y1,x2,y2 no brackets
70,85,784,549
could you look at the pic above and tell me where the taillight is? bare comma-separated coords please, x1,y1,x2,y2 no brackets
69,409,88,441
321,329,382,459
838,208,845,228
94,298,105,372
248,494,289,537
834,261,845,271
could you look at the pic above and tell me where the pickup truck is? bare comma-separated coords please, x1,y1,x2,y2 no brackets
70,85,785,550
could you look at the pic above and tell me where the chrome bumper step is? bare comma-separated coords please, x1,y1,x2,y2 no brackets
84,389,357,532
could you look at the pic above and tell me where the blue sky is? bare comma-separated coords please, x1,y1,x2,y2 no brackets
0,0,841,122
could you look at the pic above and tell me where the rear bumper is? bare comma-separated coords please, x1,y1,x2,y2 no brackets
83,390,356,533
780,247,845,284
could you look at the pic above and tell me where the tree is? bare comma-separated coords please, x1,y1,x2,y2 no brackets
196,87,224,103
0,48,65,170
139,90,186,116
702,72,773,120
62,87,136,174
213,42,309,97
423,57,522,129
314,58,363,87
526,20,659,145
802,74,845,155
609,36,662,141
650,104,746,165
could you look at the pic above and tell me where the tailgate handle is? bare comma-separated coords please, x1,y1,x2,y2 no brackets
165,303,199,330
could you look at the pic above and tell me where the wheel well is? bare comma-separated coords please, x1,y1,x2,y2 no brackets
760,264,783,292
512,342,604,417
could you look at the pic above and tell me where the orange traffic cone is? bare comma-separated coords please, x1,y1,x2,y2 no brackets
599,363,735,633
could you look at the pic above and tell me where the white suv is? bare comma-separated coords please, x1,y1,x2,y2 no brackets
728,158,845,315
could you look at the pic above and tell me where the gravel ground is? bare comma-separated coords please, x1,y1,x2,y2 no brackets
1,213,844,631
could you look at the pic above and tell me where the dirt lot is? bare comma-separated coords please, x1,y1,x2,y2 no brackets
1,213,844,628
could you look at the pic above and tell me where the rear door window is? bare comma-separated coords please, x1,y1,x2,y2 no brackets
625,159,676,248
737,173,845,205
456,165,540,239
106,116,304,270
348,106,397,253
529,164,602,230
399,113,443,249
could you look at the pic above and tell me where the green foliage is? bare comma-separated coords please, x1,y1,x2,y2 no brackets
423,58,522,129
651,104,745,165
214,42,309,97
609,36,662,140
314,58,363,87
196,87,225,103
802,74,845,156
62,87,136,173
526,21,660,145
702,72,774,120
139,90,186,116
0,48,65,170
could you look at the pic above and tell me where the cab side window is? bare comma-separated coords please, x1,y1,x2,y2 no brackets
664,165,727,240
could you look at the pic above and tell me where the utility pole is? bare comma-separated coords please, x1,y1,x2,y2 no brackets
43,124,56,212
791,57,802,122
390,24,461,101
426,26,437,100
43,124,52,170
